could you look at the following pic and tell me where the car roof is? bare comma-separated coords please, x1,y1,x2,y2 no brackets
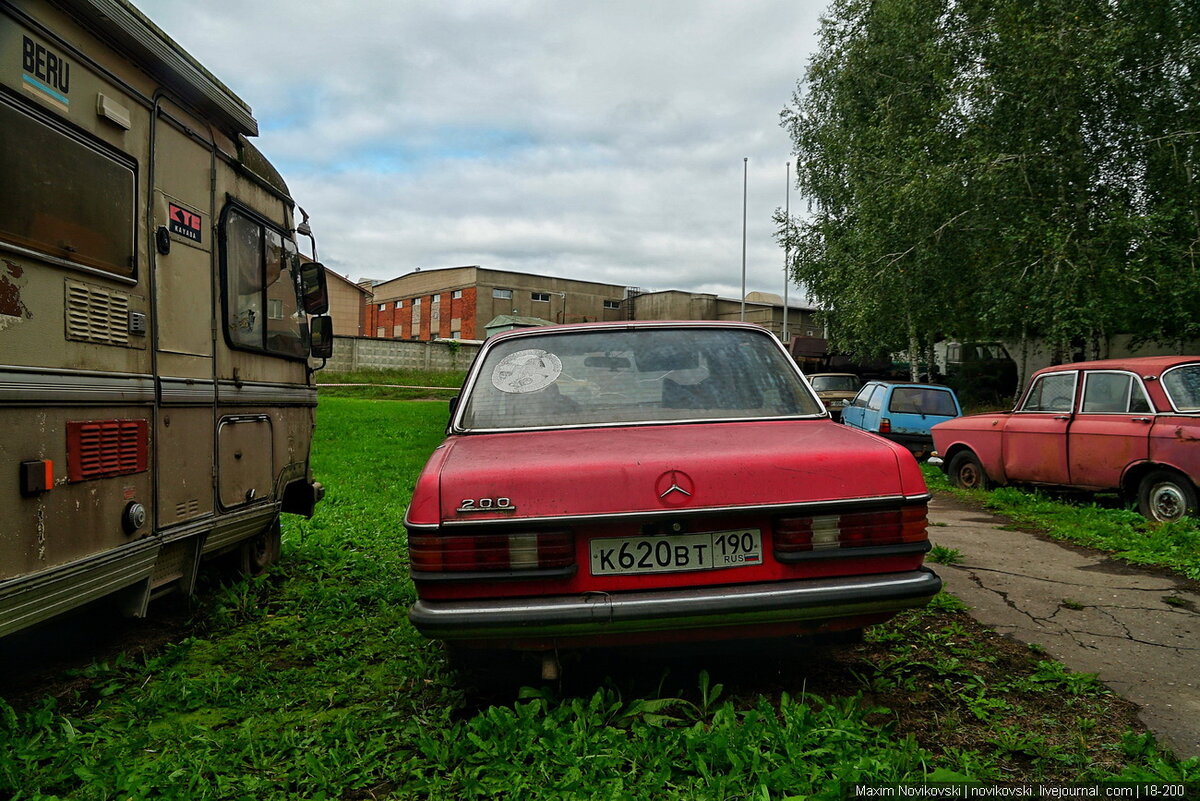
1033,355,1200,375
486,319,771,344
864,381,954,391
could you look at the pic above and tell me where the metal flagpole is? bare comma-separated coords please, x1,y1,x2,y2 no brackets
741,157,747,321
783,161,790,342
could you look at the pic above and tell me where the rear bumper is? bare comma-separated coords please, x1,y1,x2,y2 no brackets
881,432,934,456
409,568,941,643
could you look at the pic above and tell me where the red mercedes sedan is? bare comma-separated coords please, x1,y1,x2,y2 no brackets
405,322,941,667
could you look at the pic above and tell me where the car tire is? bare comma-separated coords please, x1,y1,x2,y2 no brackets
1137,470,1198,524
948,450,993,491
240,519,282,575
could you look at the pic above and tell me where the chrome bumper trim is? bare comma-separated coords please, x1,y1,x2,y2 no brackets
409,568,941,639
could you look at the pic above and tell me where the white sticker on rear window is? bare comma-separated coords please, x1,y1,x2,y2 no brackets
491,349,563,394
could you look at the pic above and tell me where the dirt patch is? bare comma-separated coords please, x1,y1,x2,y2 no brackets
0,597,196,713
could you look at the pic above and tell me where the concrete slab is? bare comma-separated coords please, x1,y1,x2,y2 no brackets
927,494,1200,758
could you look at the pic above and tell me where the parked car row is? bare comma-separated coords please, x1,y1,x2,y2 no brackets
403,321,1196,672
813,357,1198,526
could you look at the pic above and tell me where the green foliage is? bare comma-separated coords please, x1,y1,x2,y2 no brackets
780,0,1200,366
928,545,964,565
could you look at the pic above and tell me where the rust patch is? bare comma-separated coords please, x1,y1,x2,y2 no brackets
0,273,31,319
1174,426,1199,442
1,260,31,319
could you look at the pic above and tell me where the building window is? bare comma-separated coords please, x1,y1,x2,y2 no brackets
396,300,403,309
378,303,387,311
393,325,402,338
376,327,385,337
452,290,463,299
413,297,421,306
431,294,440,305
493,288,512,300
603,300,620,310
267,298,284,319
531,292,550,302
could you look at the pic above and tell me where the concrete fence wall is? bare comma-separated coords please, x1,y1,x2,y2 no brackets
325,336,482,373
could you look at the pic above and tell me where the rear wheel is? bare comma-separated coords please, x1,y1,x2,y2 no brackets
240,519,282,575
948,450,993,490
1137,471,1198,523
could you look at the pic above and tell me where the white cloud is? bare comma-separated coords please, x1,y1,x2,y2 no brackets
135,0,824,301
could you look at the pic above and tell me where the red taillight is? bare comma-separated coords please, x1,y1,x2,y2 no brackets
409,530,575,573
878,418,891,434
773,505,927,553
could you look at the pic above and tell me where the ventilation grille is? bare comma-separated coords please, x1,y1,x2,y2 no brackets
66,281,130,346
175,498,200,518
67,419,149,482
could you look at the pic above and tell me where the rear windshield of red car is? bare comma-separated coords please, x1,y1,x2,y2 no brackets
887,387,958,417
458,328,824,430
1163,364,1200,412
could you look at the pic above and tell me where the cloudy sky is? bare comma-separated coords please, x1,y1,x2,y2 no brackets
135,0,827,301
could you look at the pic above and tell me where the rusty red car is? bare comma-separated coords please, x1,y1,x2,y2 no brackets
931,356,1200,523
405,321,941,670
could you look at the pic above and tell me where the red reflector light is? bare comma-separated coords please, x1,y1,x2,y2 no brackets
879,418,891,434
774,516,814,553
774,505,927,552
409,530,575,573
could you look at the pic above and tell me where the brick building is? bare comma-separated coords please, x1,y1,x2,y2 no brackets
364,266,628,341
360,265,819,342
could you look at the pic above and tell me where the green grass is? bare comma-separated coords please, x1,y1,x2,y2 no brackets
316,368,467,400
922,464,1200,580
927,545,964,565
0,399,1196,799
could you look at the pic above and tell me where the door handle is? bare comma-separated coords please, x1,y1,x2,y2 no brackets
1053,415,1070,421
1131,417,1152,423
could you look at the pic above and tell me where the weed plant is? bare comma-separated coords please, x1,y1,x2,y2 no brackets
0,401,1195,799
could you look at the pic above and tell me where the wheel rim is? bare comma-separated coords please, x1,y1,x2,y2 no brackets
1149,483,1185,522
958,462,980,489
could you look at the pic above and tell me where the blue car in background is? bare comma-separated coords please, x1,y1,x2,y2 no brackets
841,381,962,458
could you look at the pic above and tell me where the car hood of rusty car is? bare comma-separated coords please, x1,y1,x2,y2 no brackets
406,419,927,526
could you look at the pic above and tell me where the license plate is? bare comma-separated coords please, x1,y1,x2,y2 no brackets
589,529,762,576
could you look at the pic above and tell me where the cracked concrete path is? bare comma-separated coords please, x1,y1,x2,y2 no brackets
926,494,1200,758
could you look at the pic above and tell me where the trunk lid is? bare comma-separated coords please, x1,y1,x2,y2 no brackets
424,419,923,525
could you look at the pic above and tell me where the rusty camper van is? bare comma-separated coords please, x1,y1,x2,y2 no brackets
1,0,333,636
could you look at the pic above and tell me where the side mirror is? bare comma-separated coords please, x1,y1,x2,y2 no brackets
300,262,330,315
448,395,460,419
310,315,334,359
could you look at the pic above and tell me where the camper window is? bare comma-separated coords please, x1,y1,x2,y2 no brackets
221,206,306,357
0,97,135,278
